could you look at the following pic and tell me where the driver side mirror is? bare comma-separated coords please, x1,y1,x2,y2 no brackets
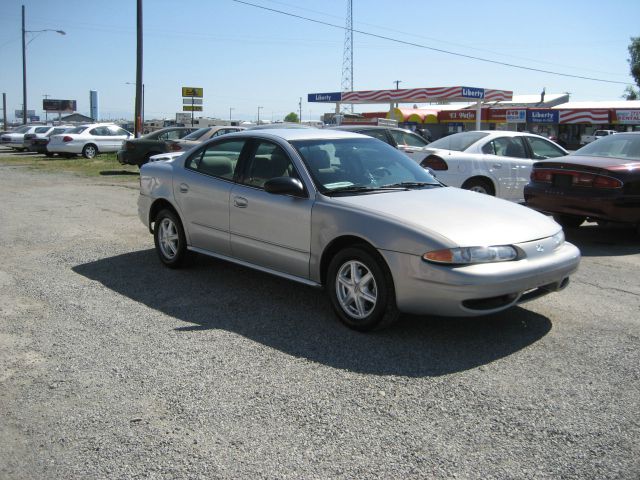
264,177,306,197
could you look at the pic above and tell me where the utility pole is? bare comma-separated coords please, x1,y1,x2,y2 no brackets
134,0,143,137
229,107,234,124
393,80,401,108
257,106,263,125
43,94,50,124
21,5,27,125
298,97,302,123
2,93,7,131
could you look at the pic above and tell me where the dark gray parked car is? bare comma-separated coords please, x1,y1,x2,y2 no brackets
117,127,199,166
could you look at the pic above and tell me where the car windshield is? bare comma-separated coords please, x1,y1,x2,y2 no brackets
574,133,640,160
182,127,210,140
427,131,490,151
68,126,88,134
291,137,440,194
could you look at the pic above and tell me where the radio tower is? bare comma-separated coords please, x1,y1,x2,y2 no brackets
341,0,353,113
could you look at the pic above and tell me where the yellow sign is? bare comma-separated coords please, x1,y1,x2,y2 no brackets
183,105,203,112
182,87,203,98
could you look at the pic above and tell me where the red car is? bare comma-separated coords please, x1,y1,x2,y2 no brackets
524,132,640,233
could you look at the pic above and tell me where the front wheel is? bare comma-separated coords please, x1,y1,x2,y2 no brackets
82,144,98,159
327,246,399,331
461,178,495,195
153,209,189,268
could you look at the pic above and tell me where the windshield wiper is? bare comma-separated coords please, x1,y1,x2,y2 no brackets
325,185,409,195
381,181,439,188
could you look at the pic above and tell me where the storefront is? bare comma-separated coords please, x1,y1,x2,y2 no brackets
613,109,640,131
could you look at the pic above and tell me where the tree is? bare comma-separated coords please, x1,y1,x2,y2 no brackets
284,112,299,123
623,37,640,99
622,85,638,100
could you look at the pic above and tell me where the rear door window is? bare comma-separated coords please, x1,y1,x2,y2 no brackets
525,136,567,159
185,139,246,180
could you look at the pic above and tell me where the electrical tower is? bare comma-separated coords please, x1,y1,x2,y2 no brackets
341,0,353,113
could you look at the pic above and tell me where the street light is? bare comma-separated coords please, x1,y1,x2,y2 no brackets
257,106,263,125
229,107,234,123
22,5,65,124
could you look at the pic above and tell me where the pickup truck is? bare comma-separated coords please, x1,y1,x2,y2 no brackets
580,129,617,145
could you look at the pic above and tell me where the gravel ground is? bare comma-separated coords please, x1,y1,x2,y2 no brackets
0,163,638,479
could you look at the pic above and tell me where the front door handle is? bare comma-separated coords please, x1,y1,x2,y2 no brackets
179,183,189,193
234,196,248,208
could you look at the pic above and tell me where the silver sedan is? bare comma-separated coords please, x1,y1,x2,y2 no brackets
138,129,580,331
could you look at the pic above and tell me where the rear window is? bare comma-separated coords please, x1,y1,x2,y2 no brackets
68,127,88,134
574,133,640,160
428,132,489,151
182,128,210,140
35,127,50,133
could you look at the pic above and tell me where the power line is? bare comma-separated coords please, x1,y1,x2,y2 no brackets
231,0,630,85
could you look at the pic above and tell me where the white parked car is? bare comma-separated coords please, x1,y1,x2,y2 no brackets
1,125,42,151
421,131,568,202
47,123,132,158
330,125,431,164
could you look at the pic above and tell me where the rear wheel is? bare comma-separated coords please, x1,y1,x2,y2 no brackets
461,178,495,195
327,246,399,331
82,144,98,159
153,209,189,268
553,214,585,229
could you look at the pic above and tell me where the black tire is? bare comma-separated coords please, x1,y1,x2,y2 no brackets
461,177,495,195
553,214,585,229
153,209,189,268
82,144,98,159
326,245,399,332
45,152,54,158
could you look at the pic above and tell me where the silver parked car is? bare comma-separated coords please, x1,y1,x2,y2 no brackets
138,129,580,331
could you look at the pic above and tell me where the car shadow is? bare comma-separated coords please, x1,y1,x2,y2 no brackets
73,250,552,377
564,222,639,257
99,170,139,176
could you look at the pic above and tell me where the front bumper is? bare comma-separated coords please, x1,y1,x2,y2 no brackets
382,240,580,317
117,149,131,165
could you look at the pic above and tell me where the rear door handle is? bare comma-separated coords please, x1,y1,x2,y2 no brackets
492,163,502,168
179,183,189,193
234,196,248,208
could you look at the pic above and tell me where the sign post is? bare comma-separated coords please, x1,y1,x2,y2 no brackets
182,87,203,127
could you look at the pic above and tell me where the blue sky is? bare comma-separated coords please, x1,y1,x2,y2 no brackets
0,0,638,122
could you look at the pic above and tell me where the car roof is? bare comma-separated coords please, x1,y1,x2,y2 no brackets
330,125,416,133
226,128,367,141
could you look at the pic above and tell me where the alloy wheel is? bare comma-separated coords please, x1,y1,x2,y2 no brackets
158,217,180,260
335,260,378,319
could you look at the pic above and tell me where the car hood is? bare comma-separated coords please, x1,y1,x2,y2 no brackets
331,186,559,246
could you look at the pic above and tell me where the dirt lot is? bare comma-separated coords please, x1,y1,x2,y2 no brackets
0,161,639,479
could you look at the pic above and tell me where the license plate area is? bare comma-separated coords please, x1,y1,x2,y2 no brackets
552,174,572,188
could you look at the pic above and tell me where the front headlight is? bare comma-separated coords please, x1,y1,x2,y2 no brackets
423,245,518,265
551,230,565,249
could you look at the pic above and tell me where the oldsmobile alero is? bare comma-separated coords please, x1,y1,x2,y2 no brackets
138,129,580,331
